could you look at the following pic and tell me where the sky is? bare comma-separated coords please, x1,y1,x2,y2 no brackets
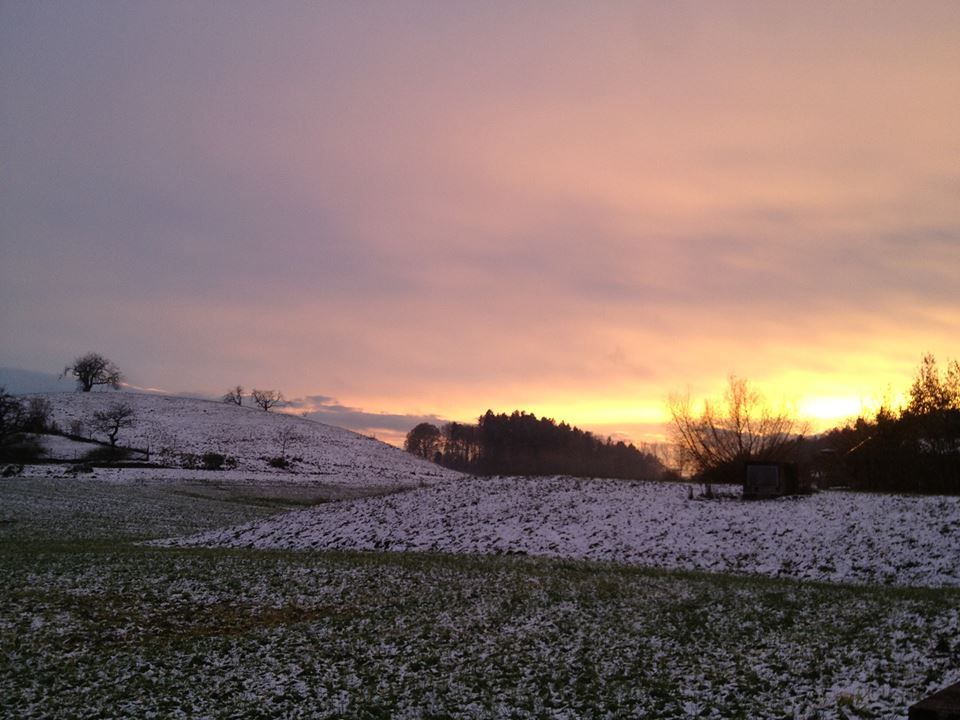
2,1,959,446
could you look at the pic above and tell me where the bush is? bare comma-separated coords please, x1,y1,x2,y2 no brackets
201,452,225,470
22,398,54,433
81,446,132,463
0,436,44,464
268,456,290,469
200,452,237,471
179,452,237,471
179,453,200,470
0,388,25,446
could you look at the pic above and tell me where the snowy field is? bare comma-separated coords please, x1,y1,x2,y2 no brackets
4,393,960,718
169,476,960,588
2,477,959,720
24,391,459,489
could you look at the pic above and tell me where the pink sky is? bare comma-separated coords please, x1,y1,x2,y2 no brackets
2,1,959,445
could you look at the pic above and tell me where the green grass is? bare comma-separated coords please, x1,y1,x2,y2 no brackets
1,476,958,719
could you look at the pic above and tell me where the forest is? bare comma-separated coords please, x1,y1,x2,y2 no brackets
404,355,960,496
405,410,664,481
667,353,960,495
812,354,960,494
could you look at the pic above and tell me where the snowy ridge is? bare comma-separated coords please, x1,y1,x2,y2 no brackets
29,392,459,488
170,476,960,588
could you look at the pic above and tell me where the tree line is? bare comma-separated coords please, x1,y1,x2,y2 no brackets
30,350,960,494
668,354,960,496
813,354,960,494
405,410,665,480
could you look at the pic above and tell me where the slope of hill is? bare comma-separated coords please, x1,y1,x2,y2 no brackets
168,475,960,588
23,391,458,488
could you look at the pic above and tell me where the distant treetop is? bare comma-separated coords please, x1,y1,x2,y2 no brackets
61,353,123,392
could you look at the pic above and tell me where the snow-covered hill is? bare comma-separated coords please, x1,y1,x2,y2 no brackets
25,391,458,488
168,475,960,588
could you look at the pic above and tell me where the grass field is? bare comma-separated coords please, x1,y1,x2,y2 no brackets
2,477,959,719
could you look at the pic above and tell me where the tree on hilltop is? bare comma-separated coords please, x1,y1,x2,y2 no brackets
61,353,123,392
251,389,284,412
223,385,244,406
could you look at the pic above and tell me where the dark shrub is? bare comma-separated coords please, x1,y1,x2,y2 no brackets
268,456,290,469
23,398,53,433
179,453,200,469
202,452,226,470
180,452,237,470
200,453,237,471
81,446,132,463
0,436,44,463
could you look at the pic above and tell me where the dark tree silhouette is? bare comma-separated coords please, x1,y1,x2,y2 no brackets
223,385,244,406
22,397,53,433
91,402,135,447
62,353,123,392
829,354,960,494
908,353,960,415
405,409,664,480
668,376,807,485
441,421,480,469
405,422,441,460
0,387,25,446
251,389,284,412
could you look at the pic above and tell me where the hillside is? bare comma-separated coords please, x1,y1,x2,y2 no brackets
22,391,459,489
168,475,960,588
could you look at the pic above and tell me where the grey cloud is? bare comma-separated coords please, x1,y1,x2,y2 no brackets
285,395,338,409
292,396,447,435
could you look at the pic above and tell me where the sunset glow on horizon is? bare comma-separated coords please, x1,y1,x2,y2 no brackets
2,1,958,447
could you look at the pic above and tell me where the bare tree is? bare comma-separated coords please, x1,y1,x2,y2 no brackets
251,389,284,412
668,376,807,485
222,385,244,406
61,353,123,392
276,425,302,460
91,402,136,447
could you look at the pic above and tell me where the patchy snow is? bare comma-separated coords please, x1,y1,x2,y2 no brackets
6,537,958,720
22,391,459,489
170,476,960,588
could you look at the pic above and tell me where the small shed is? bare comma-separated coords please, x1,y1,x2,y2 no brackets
743,462,799,499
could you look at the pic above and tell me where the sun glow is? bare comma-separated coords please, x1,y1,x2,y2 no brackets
797,395,867,425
